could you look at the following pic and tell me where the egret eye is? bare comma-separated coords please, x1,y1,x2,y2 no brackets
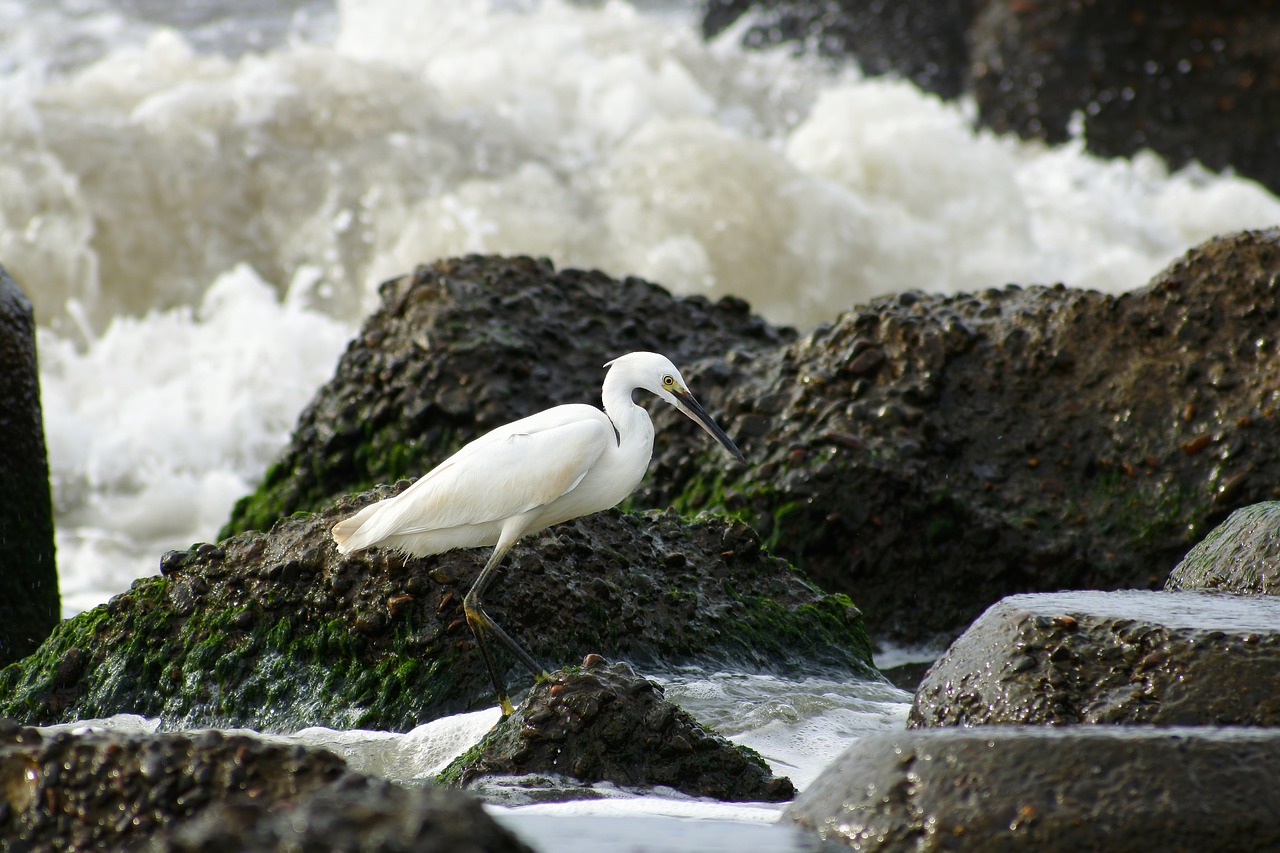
663,375,675,387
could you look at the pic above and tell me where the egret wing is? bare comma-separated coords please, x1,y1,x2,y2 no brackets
348,415,612,543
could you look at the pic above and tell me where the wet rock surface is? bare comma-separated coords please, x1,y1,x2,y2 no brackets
703,1,1280,196
0,267,59,666
222,254,793,539
785,726,1280,852
217,233,1280,646
967,2,1280,195
438,657,794,802
646,228,1280,643
909,590,1280,727
0,487,874,731
1167,501,1280,593
0,720,530,853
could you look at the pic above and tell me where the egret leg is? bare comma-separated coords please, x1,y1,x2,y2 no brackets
463,544,550,716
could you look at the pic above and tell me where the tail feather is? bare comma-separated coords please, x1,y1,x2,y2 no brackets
331,502,384,554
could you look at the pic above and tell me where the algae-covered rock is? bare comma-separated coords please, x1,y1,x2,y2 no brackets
0,721,531,852
221,255,793,539
786,726,1280,852
1167,501,1280,594
908,590,1280,727
438,657,794,802
0,485,875,731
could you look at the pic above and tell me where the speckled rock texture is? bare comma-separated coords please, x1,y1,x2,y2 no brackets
908,590,1280,727
0,721,531,853
437,657,794,802
221,255,793,539
217,234,1280,646
0,486,874,731
703,1,1280,196
785,726,1280,852
1167,501,1280,593
0,267,59,666
650,228,1280,643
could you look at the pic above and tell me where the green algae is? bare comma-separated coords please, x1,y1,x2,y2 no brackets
0,574,468,733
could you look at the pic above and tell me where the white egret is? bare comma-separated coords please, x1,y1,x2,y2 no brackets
332,351,746,715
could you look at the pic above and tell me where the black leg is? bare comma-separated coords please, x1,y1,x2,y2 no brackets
463,546,549,716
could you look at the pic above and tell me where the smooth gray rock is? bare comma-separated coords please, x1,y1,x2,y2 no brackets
0,266,59,666
1167,501,1280,594
786,726,1280,852
909,590,1280,727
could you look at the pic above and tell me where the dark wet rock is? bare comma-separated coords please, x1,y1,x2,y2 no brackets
0,267,59,666
908,590,1280,727
968,1,1280,196
221,255,793,539
704,2,1280,196
641,228,1280,644
0,722,530,852
220,232,1280,647
0,489,874,731
158,778,531,853
1167,501,1280,593
785,726,1280,851
437,657,793,802
878,660,933,694
702,0,977,99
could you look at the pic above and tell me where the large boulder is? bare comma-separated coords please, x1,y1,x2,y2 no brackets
0,720,532,852
641,229,1280,643
0,484,874,731
908,590,1280,727
703,1,1280,196
0,266,59,666
967,1,1280,195
221,255,793,538
220,233,1280,645
785,726,1280,851
437,656,794,802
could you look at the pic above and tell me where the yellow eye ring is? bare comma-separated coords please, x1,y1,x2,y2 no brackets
663,375,675,387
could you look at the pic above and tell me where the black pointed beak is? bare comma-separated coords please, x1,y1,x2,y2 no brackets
671,388,747,464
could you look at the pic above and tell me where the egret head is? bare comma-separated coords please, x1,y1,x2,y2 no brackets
604,352,747,463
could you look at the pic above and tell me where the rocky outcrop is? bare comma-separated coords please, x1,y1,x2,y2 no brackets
0,720,531,852
216,233,1280,645
967,2,1280,193
785,726,1280,851
647,228,1280,643
703,1,1280,196
1167,501,1280,593
908,590,1280,727
221,255,794,539
0,485,874,731
0,266,59,666
437,656,794,802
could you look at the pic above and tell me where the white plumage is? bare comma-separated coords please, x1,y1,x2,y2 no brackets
331,351,744,714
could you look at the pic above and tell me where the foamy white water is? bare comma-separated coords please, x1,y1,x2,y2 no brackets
43,672,910,852
4,0,1278,846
